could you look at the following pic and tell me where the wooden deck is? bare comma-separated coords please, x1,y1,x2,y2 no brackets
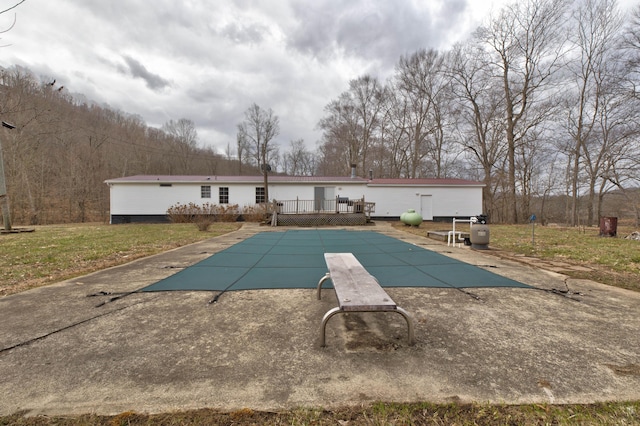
270,197,374,226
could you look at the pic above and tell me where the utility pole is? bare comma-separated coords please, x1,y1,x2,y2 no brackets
0,121,16,231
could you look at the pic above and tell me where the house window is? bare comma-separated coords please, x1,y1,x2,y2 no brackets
159,183,172,187
255,187,265,204
201,185,211,198
219,187,229,204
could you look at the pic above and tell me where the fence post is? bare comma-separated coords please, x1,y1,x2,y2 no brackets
362,195,365,217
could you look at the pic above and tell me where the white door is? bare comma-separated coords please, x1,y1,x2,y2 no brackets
314,187,335,211
323,187,335,211
420,195,433,220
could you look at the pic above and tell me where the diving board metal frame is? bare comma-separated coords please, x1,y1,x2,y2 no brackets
317,252,415,347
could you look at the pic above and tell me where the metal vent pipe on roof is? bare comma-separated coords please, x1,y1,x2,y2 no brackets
350,164,356,178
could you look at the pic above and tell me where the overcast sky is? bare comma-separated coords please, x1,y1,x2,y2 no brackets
1,0,621,155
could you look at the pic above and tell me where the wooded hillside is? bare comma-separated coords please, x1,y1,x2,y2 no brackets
0,67,257,224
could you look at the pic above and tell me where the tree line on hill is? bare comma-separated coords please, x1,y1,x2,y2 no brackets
1,0,639,226
0,67,259,224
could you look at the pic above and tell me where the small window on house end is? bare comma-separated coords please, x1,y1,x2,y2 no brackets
201,185,211,198
255,187,265,204
159,183,172,187
219,187,229,204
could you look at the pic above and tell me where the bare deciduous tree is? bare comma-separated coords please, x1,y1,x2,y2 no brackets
393,49,441,178
475,0,570,223
162,118,198,174
622,4,640,76
237,103,280,202
283,139,315,176
449,43,508,220
317,75,384,177
563,0,624,226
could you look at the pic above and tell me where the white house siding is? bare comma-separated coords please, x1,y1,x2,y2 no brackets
364,185,483,219
105,175,484,223
266,182,366,203
108,183,211,215
109,182,273,216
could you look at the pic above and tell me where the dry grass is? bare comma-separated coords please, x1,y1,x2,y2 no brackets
2,401,639,425
394,220,640,292
0,222,240,297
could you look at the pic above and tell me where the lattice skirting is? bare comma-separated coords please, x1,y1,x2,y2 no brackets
274,213,367,226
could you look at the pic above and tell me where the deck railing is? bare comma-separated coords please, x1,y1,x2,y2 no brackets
271,197,375,216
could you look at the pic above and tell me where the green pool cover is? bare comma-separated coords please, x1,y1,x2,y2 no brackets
141,230,529,293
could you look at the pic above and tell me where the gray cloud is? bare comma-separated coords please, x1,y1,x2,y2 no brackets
0,0,527,153
286,0,468,65
121,55,171,91
219,22,270,44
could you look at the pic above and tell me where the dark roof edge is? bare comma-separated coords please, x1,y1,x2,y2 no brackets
104,175,484,186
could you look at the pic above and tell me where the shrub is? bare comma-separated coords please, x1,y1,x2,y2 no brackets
167,202,199,223
215,204,240,222
166,203,240,230
195,216,215,231
242,204,269,222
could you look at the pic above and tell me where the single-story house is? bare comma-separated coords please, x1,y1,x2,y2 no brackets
104,174,484,224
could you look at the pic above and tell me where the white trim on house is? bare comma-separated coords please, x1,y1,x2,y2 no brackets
105,175,484,223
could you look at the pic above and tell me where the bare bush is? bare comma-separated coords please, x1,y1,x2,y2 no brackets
242,204,269,222
167,203,200,223
167,202,239,230
214,204,240,222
